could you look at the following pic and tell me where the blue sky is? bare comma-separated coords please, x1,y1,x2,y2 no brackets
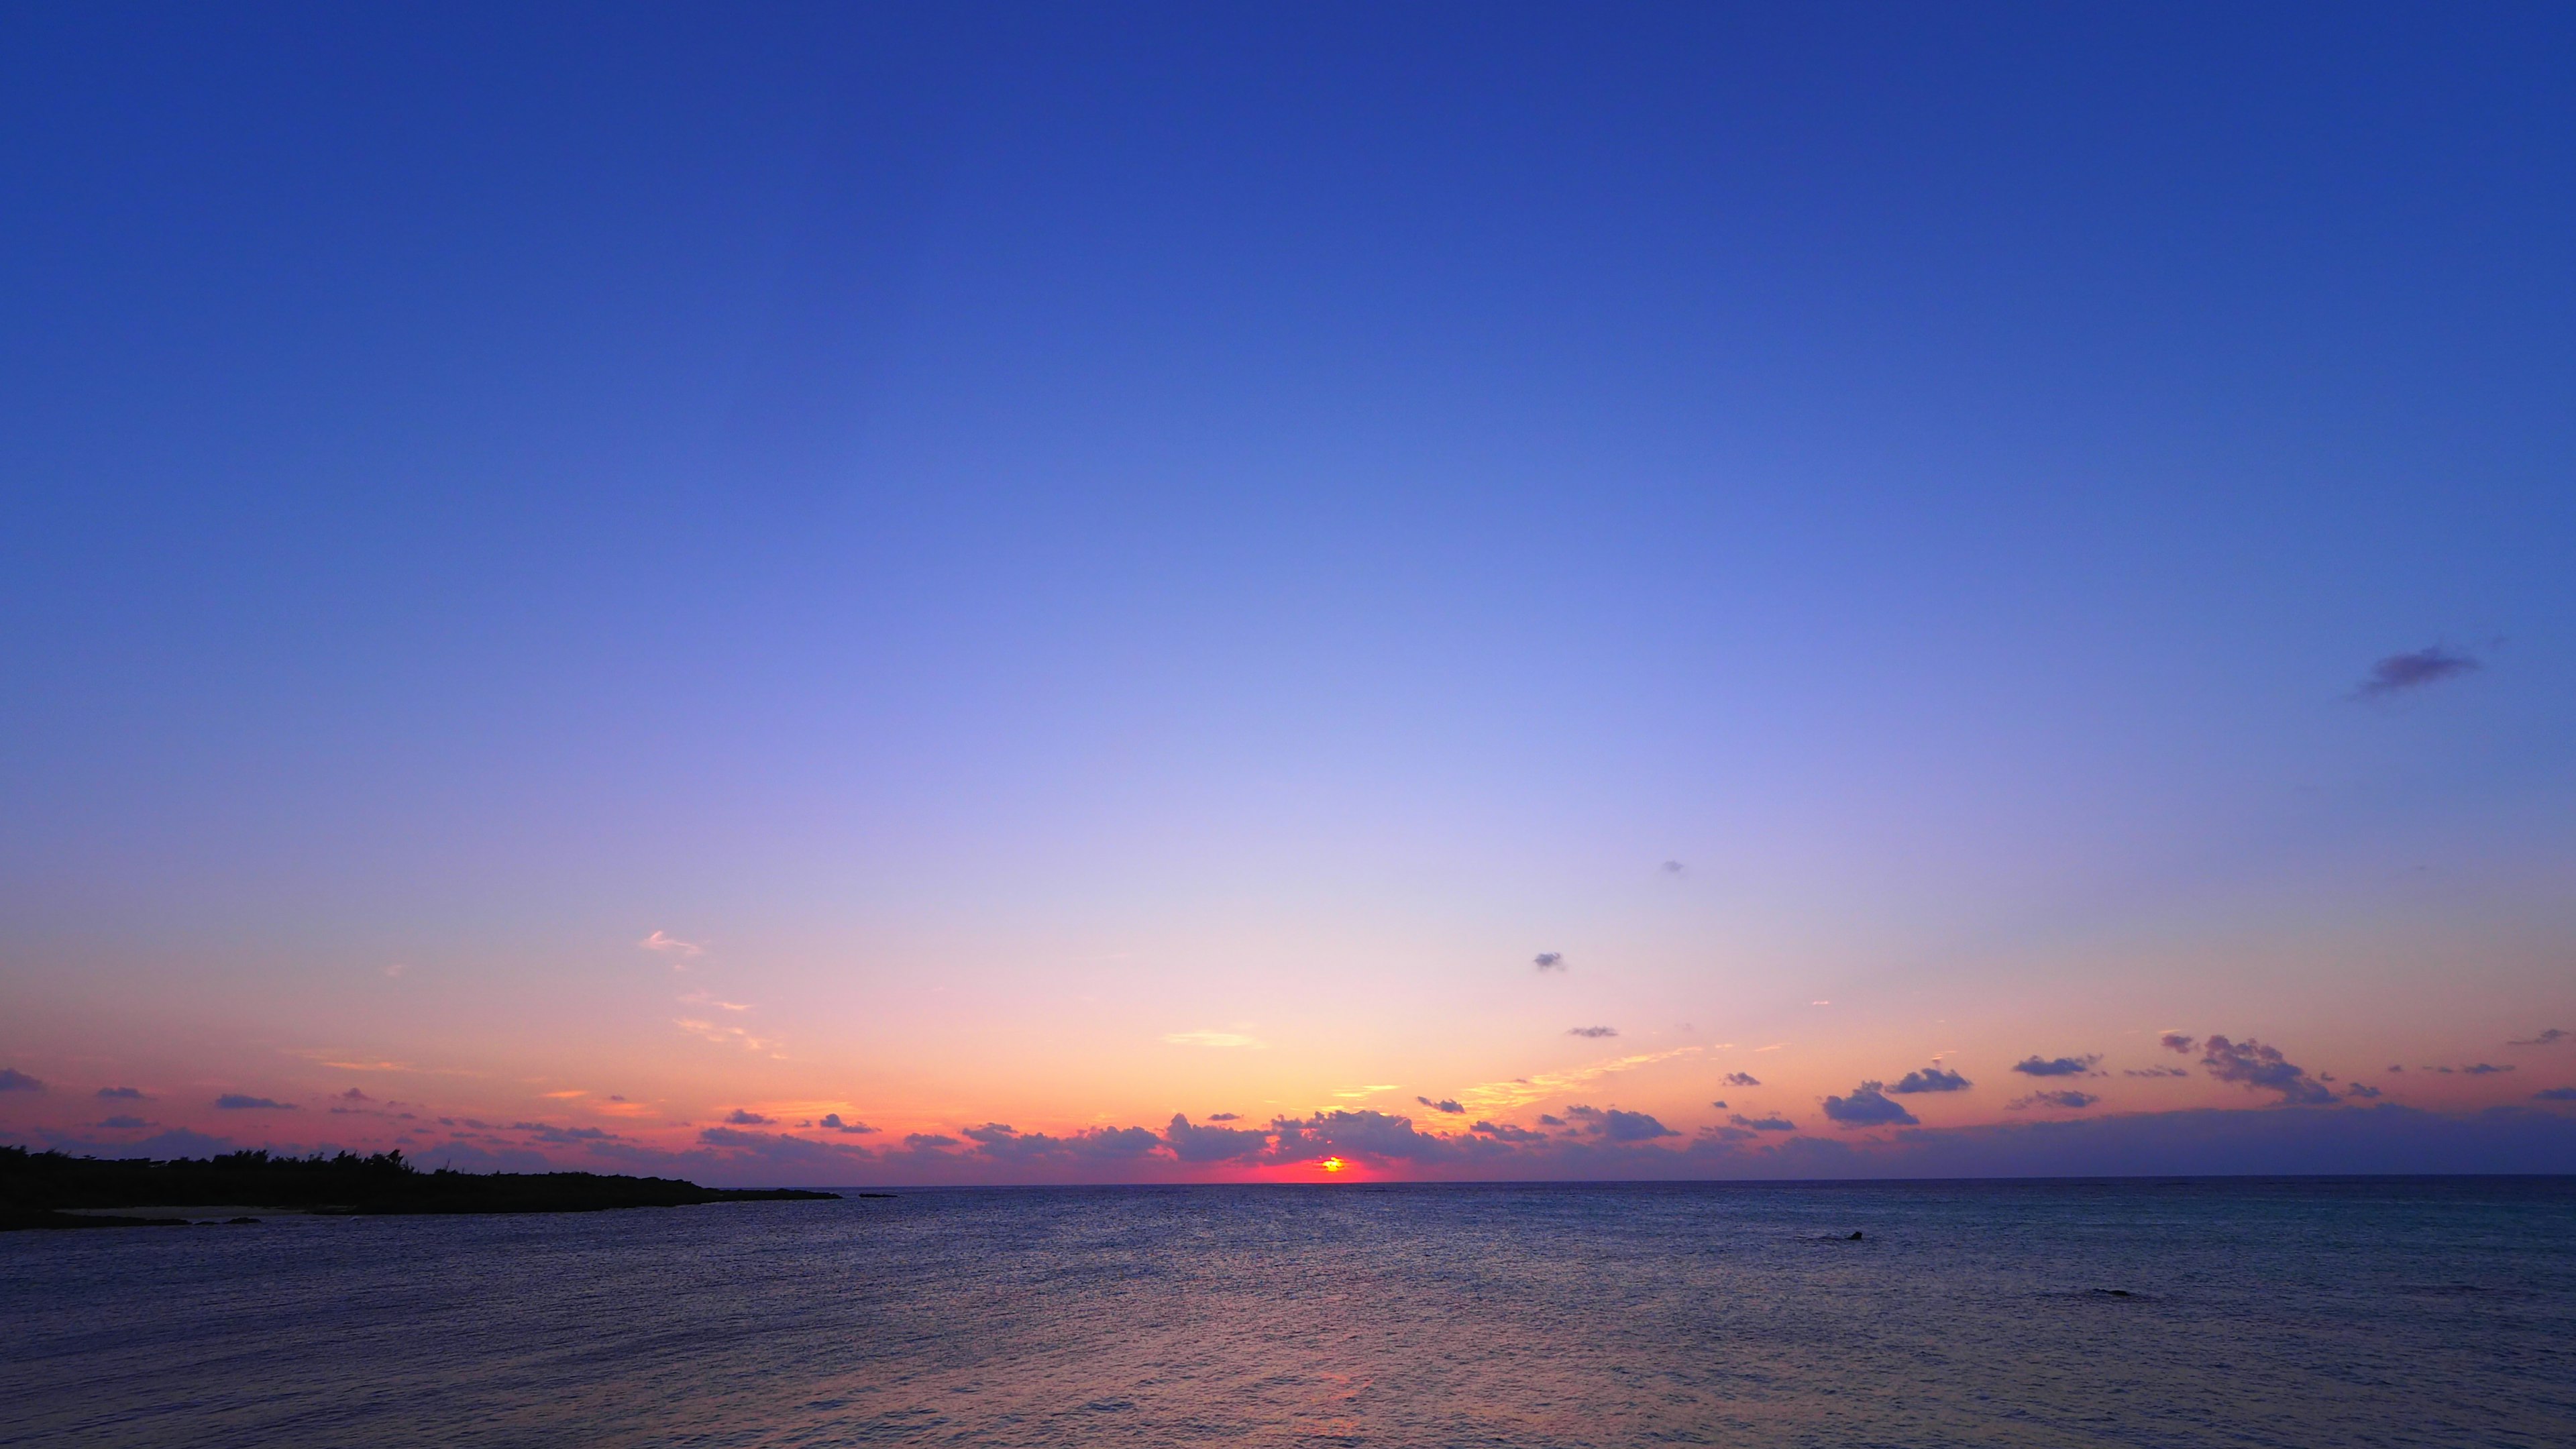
3,3,2572,1180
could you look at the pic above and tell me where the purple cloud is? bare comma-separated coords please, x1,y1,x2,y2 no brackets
2010,1089,2100,1110
1892,1067,1970,1094
0,1069,44,1092
1567,1026,1618,1039
214,1094,295,1110
2012,1055,2102,1078
2200,1035,2333,1105
1723,1071,1761,1087
1165,1114,1271,1163
2355,645,2479,698
1821,1082,1919,1128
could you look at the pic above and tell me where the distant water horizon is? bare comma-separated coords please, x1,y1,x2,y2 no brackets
10,1175,2571,1446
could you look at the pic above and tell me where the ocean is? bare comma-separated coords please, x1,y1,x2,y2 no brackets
6,1177,2572,1446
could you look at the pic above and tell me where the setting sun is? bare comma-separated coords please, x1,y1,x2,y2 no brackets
1320,1157,1346,1174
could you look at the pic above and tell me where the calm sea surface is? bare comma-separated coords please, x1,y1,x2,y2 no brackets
6,1178,2573,1447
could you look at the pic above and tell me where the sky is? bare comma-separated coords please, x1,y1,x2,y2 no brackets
3,3,2573,1185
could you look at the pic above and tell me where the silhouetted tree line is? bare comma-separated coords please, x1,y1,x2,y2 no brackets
1,1143,833,1230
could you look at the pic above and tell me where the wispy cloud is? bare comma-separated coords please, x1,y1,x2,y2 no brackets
1163,1030,1261,1049
724,1108,775,1126
680,990,753,1012
214,1094,296,1110
1729,1112,1796,1132
1566,1026,1619,1039
640,930,705,965
676,1018,782,1057
1454,1045,1704,1114
1722,1071,1761,1087
1415,1096,1466,1114
2511,1028,2567,1047
2354,645,2480,699
2008,1089,2100,1110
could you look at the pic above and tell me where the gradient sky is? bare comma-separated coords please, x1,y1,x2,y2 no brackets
5,3,2573,1184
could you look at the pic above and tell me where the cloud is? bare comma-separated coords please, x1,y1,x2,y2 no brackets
2125,1066,2190,1078
1722,1071,1761,1087
97,1115,151,1130
1567,1026,1618,1039
1537,1114,1566,1127
1206,1112,1240,1122
2511,1028,2567,1047
1533,953,1565,972
724,1109,776,1126
1892,1067,1971,1094
1821,1082,1919,1128
1415,1096,1466,1114
1597,1109,1677,1142
1165,1114,1271,1163
96,1085,146,1099
0,1069,44,1092
679,991,753,1012
339,1087,373,1102
965,1122,1165,1163
2343,1083,2383,1099
2011,1055,2102,1078
2160,1033,2198,1055
1163,1030,1260,1049
2354,645,2479,698
1470,1120,1546,1142
214,1094,296,1110
903,1133,959,1150
2461,1063,2515,1076
2200,1035,2334,1105
2536,1088,2576,1102
818,1113,877,1134
513,1122,616,1144
1729,1113,1796,1132
1660,861,1684,875
2010,1090,2100,1110
1269,1109,1468,1165
675,1018,780,1056
640,930,704,961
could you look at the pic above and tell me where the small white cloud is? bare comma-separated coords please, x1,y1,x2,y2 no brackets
1163,1030,1262,1049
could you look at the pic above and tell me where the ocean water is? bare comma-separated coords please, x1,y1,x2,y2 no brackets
5,1178,2573,1448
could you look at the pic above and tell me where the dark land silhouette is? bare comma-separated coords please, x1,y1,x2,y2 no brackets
1,1144,837,1230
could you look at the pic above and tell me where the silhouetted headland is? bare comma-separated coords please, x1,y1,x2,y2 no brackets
1,1144,836,1230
